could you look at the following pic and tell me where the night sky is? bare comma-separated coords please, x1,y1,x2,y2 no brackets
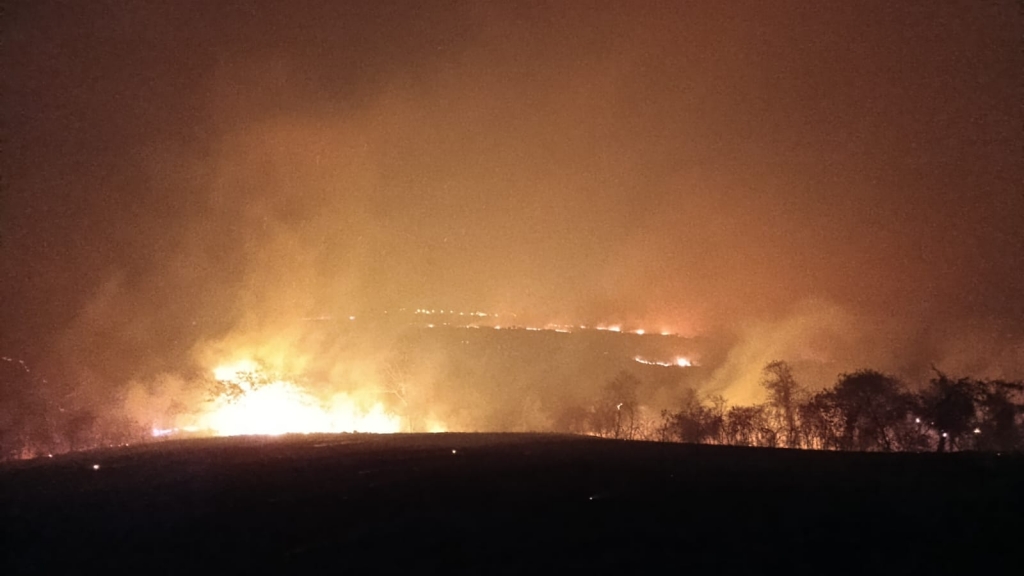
2,0,1021,391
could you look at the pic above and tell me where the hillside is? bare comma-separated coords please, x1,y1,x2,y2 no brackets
2,433,1020,574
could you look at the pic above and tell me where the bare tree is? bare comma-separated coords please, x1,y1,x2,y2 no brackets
589,371,642,439
761,361,802,448
798,391,843,450
723,405,764,446
208,366,278,403
381,361,411,408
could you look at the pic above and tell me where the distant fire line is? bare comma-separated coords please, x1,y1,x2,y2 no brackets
633,356,694,368
300,308,684,338
423,323,680,337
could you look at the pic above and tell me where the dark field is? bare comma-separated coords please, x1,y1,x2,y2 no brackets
2,434,1021,574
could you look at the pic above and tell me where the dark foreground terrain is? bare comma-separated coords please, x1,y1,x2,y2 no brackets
2,434,1022,574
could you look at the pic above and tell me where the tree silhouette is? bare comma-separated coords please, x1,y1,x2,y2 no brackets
571,361,1024,453
799,390,843,450
590,371,642,439
918,369,978,452
761,361,802,448
830,370,915,451
973,379,1024,451
722,404,772,447
208,367,279,403
660,389,725,444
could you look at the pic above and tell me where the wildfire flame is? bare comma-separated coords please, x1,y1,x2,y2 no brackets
195,361,402,436
633,356,694,368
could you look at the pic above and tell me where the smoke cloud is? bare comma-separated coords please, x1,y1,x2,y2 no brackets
2,1,1021,442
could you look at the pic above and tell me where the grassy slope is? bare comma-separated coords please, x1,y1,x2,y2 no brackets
2,433,1021,574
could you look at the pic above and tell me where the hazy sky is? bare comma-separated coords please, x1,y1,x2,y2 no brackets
2,0,1021,386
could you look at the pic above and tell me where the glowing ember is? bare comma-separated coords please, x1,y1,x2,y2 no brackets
200,361,402,436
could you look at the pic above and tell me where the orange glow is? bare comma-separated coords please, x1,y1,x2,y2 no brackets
213,359,259,382
633,355,695,368
373,308,686,338
198,361,402,436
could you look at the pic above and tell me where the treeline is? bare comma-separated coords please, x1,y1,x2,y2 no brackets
0,357,145,460
558,361,1024,453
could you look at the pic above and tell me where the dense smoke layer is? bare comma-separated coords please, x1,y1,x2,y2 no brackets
2,1,1021,446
